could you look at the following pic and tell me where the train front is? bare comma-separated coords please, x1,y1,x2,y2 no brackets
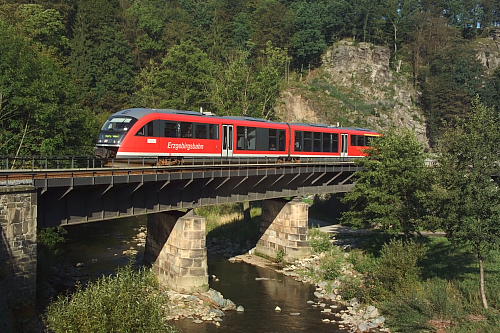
95,115,137,158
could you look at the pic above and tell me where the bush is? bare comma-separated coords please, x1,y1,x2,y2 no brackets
45,265,177,333
38,227,67,254
347,249,377,274
320,247,346,280
308,228,332,253
276,249,285,263
370,239,426,295
425,278,464,320
340,275,368,301
380,285,433,333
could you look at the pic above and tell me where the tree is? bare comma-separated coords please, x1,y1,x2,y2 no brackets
210,51,254,116
481,67,500,112
289,1,327,68
70,0,135,112
134,41,215,111
250,0,292,50
252,42,290,119
425,99,499,309
0,20,97,157
341,129,430,237
125,0,169,66
422,42,485,145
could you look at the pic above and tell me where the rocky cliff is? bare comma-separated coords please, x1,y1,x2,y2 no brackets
277,40,427,144
474,29,500,75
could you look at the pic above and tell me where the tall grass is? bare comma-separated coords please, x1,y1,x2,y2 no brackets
45,265,177,333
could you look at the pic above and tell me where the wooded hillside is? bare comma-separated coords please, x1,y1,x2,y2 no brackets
0,0,499,155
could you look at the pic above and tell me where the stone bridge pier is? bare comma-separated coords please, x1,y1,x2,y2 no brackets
144,210,208,293
256,198,311,261
0,186,38,332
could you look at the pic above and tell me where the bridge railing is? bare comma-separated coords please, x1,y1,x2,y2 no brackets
1,155,362,172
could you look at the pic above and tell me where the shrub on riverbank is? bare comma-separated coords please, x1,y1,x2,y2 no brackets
342,235,500,332
308,228,333,253
45,265,177,333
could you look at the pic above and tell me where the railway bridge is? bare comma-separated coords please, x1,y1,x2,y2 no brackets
0,157,360,311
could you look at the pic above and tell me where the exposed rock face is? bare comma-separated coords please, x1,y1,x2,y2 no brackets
277,40,428,144
321,41,392,87
475,29,500,75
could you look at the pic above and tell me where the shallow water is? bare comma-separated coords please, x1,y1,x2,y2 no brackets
56,216,344,333
174,258,344,333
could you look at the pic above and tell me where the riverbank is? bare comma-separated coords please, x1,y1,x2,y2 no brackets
231,252,389,332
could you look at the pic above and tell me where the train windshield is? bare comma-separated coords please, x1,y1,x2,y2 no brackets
101,117,137,132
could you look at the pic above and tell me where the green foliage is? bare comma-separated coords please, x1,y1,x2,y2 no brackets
134,41,214,111
339,275,368,301
426,99,500,308
290,1,327,67
275,249,285,263
379,285,433,333
38,227,67,254
319,247,346,280
422,44,485,145
371,239,426,295
125,0,168,64
482,67,500,112
308,228,332,253
0,20,98,156
45,265,177,333
341,129,430,237
70,0,135,111
347,249,377,274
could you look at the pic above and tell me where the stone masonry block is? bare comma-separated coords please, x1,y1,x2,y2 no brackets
145,210,208,293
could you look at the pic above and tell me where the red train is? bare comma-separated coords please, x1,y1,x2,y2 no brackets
95,108,380,161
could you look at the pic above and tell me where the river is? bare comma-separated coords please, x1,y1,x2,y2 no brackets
50,216,344,333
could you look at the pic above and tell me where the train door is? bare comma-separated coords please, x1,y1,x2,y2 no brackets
222,124,234,157
341,133,348,157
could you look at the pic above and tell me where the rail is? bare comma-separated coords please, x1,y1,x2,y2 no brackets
0,156,361,172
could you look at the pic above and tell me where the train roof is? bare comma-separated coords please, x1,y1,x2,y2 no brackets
113,108,209,119
113,108,287,124
290,122,378,133
111,108,377,132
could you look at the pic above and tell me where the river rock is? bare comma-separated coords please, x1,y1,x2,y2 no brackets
364,305,379,319
193,319,203,324
236,305,245,312
321,308,332,313
290,312,301,316
322,319,330,323
275,306,282,311
75,262,84,268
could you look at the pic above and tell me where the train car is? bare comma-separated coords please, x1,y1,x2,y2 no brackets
289,123,379,159
95,108,380,161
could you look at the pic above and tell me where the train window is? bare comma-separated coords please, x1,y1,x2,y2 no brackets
164,121,178,138
366,136,374,146
194,124,208,139
237,127,245,149
332,133,339,152
278,130,286,151
180,122,193,138
323,133,332,152
313,132,322,152
209,124,219,139
351,135,372,146
269,129,277,150
247,127,256,150
295,131,303,151
303,132,312,152
136,121,155,137
102,117,135,132
236,126,257,150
